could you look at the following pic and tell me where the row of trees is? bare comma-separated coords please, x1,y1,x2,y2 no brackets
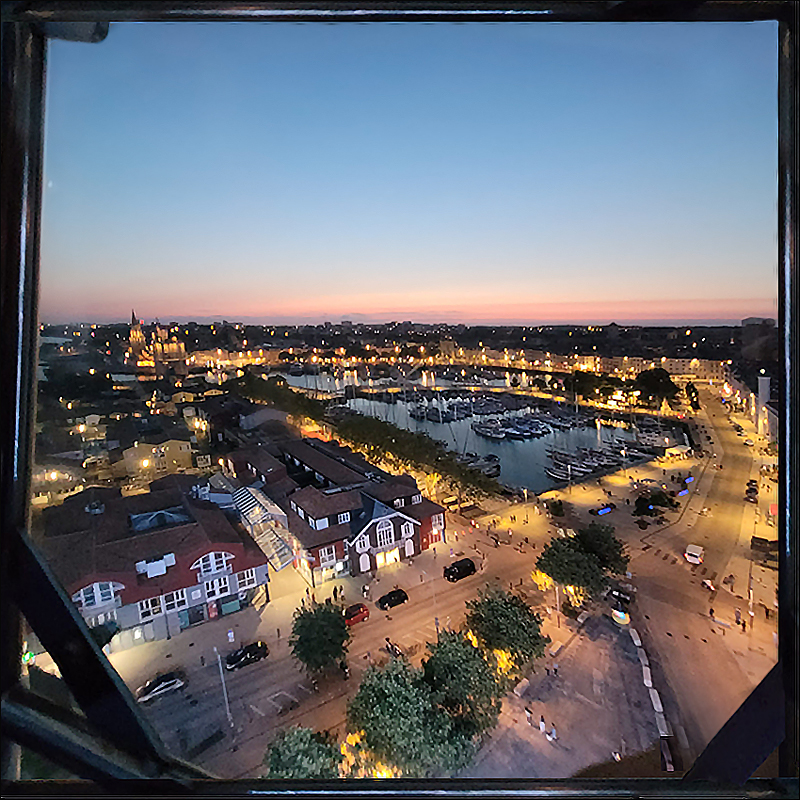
235,372,501,499
267,587,549,778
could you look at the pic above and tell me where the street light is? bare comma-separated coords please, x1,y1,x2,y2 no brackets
420,570,439,637
214,646,234,728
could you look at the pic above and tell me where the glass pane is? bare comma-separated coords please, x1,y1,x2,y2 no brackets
29,17,780,782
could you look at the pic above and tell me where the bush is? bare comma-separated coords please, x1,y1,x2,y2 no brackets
561,601,580,619
547,499,564,517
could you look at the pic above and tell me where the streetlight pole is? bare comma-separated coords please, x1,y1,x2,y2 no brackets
214,646,234,728
422,570,439,637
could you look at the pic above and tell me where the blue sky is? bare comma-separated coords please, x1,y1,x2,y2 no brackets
40,21,778,325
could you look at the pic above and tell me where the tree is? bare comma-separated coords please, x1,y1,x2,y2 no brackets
422,630,503,739
347,658,471,777
634,368,679,403
574,522,629,576
264,727,342,779
88,620,119,650
536,538,608,599
290,602,350,674
464,587,550,671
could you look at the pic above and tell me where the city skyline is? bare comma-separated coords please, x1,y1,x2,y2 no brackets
40,21,778,326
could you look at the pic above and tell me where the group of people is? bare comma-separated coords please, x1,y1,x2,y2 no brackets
525,708,558,741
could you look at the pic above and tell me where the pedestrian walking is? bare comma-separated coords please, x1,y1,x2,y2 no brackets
734,608,741,624
306,587,310,599
539,715,546,734
332,585,338,600
550,724,558,741
709,608,715,619
553,662,559,677
525,707,532,724
277,628,280,640
741,620,747,632
545,666,550,676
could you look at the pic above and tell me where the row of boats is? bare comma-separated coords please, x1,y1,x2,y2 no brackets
470,410,592,441
408,397,507,422
455,452,502,478
544,443,654,482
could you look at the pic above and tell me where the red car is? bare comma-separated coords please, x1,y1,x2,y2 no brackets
344,603,370,626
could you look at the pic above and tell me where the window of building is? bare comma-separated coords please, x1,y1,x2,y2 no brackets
163,589,188,612
338,511,350,524
432,513,444,530
205,576,230,601
72,581,123,610
393,498,404,508
318,544,336,567
401,521,414,538
316,516,329,530
192,551,233,576
138,597,162,620
412,494,422,504
376,519,394,548
237,568,257,590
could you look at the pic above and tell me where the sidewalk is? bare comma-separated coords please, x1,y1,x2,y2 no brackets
464,613,659,778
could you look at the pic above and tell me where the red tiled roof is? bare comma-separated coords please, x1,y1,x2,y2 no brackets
39,485,267,605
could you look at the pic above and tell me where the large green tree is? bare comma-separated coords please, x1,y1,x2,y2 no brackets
536,538,608,598
574,522,629,577
290,602,350,674
634,368,679,403
347,658,472,777
464,587,549,669
422,630,503,739
264,727,341,779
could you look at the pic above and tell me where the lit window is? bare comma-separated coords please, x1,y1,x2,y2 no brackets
376,519,394,548
432,513,444,530
318,545,336,567
338,511,350,524
412,494,422,504
138,597,163,620
163,589,187,612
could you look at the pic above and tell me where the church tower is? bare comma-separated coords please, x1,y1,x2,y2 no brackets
129,310,147,358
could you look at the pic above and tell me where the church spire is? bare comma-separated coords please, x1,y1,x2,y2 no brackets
131,309,138,326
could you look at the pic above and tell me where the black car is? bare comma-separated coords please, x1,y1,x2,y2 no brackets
609,587,634,606
225,641,269,671
745,486,759,496
376,588,409,610
136,671,185,703
747,479,759,488
443,557,477,582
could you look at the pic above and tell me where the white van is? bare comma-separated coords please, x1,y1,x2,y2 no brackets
684,544,704,564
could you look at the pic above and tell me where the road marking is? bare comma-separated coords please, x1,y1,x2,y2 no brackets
249,704,265,717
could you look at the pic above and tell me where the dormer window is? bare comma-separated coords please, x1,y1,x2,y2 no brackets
192,551,234,576
393,498,404,508
412,494,422,504
72,581,123,610
338,511,350,525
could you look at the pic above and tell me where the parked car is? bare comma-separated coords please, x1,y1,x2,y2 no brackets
225,641,269,671
344,602,370,626
376,588,409,610
608,587,634,606
745,495,758,504
747,479,759,488
443,557,477,582
745,487,758,496
135,672,185,703
684,544,705,565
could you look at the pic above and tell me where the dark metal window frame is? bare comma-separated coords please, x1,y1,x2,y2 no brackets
1,2,797,796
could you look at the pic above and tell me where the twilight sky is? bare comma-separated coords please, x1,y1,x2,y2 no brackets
41,21,778,326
